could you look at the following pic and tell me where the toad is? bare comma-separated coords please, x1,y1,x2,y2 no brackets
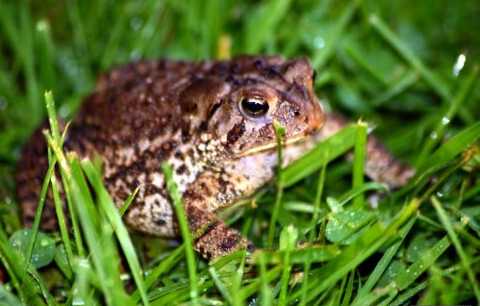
16,56,414,259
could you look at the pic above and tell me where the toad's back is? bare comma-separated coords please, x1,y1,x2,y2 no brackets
16,60,201,231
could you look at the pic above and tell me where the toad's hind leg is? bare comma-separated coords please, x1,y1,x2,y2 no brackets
317,112,415,188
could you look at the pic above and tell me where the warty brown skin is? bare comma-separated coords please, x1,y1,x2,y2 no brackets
16,56,414,259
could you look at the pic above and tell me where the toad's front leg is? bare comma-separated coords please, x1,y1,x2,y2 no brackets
182,170,253,259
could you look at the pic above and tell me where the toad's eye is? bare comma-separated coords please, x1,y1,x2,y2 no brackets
239,97,269,118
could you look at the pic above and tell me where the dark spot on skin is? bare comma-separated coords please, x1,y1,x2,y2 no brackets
258,125,273,138
225,74,234,83
199,181,213,197
227,121,245,145
243,78,259,85
162,142,172,151
184,103,198,114
217,175,229,194
213,62,229,75
199,121,208,131
202,221,219,238
154,218,166,226
225,74,241,86
254,59,265,70
264,66,283,79
220,235,240,252
176,164,188,175
174,150,182,159
181,128,191,143
230,63,240,74
208,101,222,119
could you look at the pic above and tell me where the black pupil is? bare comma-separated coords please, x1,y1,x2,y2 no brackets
241,98,269,117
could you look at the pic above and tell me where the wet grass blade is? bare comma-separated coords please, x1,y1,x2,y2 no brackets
352,121,367,207
353,218,415,302
432,196,480,302
312,0,359,69
268,121,286,247
283,125,357,187
162,163,199,305
290,199,419,304
369,14,450,100
82,159,150,306
416,67,479,167
416,121,480,179
131,246,185,302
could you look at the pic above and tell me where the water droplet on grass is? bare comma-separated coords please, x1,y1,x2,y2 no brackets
130,17,143,31
313,36,325,49
452,53,466,77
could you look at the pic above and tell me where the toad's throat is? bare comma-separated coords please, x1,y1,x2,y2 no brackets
235,133,309,158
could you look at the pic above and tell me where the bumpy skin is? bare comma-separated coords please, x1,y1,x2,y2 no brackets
16,56,413,259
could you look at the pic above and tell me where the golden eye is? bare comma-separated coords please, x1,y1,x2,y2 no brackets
239,97,269,118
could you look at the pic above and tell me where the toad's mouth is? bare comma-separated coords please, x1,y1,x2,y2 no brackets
235,133,309,158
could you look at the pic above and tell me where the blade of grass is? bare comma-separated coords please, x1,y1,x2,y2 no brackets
238,266,282,301
290,198,419,304
81,159,150,306
0,230,28,304
162,163,198,305
0,228,53,305
389,281,427,306
416,121,480,179
369,14,450,100
119,186,140,216
253,245,340,265
352,121,367,207
45,92,84,256
230,250,247,306
300,152,328,306
209,266,233,305
351,284,397,306
68,155,133,305
372,70,418,106
259,252,273,306
35,20,56,90
243,0,292,53
24,151,56,272
354,217,415,302
312,0,360,69
283,125,358,187
131,245,185,302
341,271,355,306
267,120,286,247
278,226,297,306
19,2,41,121
416,66,479,167
395,236,450,290
431,196,480,302
50,173,74,273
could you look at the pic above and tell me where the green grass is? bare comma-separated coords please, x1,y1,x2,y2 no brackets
1,1,480,305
